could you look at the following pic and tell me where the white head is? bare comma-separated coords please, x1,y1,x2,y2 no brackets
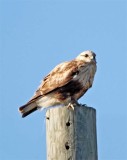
76,50,96,63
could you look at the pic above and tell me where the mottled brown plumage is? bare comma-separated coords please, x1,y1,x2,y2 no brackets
19,50,97,117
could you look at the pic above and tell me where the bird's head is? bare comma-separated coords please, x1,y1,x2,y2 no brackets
76,50,96,63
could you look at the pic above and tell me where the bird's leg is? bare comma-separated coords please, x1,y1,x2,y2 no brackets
67,103,75,110
67,99,80,110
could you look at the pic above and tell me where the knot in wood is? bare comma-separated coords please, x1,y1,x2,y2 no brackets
66,121,70,126
65,142,70,150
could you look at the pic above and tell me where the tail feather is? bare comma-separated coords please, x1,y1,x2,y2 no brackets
19,102,37,118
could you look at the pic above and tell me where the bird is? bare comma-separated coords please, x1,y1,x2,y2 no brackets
19,50,97,118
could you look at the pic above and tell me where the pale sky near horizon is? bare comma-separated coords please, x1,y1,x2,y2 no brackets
0,0,127,160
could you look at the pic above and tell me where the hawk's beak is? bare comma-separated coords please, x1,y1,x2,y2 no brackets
92,53,96,61
91,54,96,63
93,56,96,61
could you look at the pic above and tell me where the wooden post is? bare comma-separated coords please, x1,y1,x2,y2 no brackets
46,105,98,160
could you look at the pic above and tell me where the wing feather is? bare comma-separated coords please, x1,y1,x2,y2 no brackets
39,60,81,94
28,60,86,103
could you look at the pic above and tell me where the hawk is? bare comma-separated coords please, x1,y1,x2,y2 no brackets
19,50,97,117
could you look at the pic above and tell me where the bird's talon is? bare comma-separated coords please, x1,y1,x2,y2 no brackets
67,103,75,110
82,104,87,107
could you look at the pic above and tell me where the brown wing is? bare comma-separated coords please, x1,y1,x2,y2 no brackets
39,60,82,94
28,60,85,103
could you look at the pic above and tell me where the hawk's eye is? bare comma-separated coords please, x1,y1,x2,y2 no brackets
85,54,89,57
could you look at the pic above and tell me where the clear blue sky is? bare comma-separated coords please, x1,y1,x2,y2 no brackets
0,0,127,160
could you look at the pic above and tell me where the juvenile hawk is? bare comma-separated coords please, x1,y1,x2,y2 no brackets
19,50,97,117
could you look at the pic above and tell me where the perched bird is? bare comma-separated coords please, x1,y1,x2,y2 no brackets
19,50,97,118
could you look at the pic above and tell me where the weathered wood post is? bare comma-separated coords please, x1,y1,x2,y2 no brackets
46,105,98,160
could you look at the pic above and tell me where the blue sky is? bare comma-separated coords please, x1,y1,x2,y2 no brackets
0,0,127,160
